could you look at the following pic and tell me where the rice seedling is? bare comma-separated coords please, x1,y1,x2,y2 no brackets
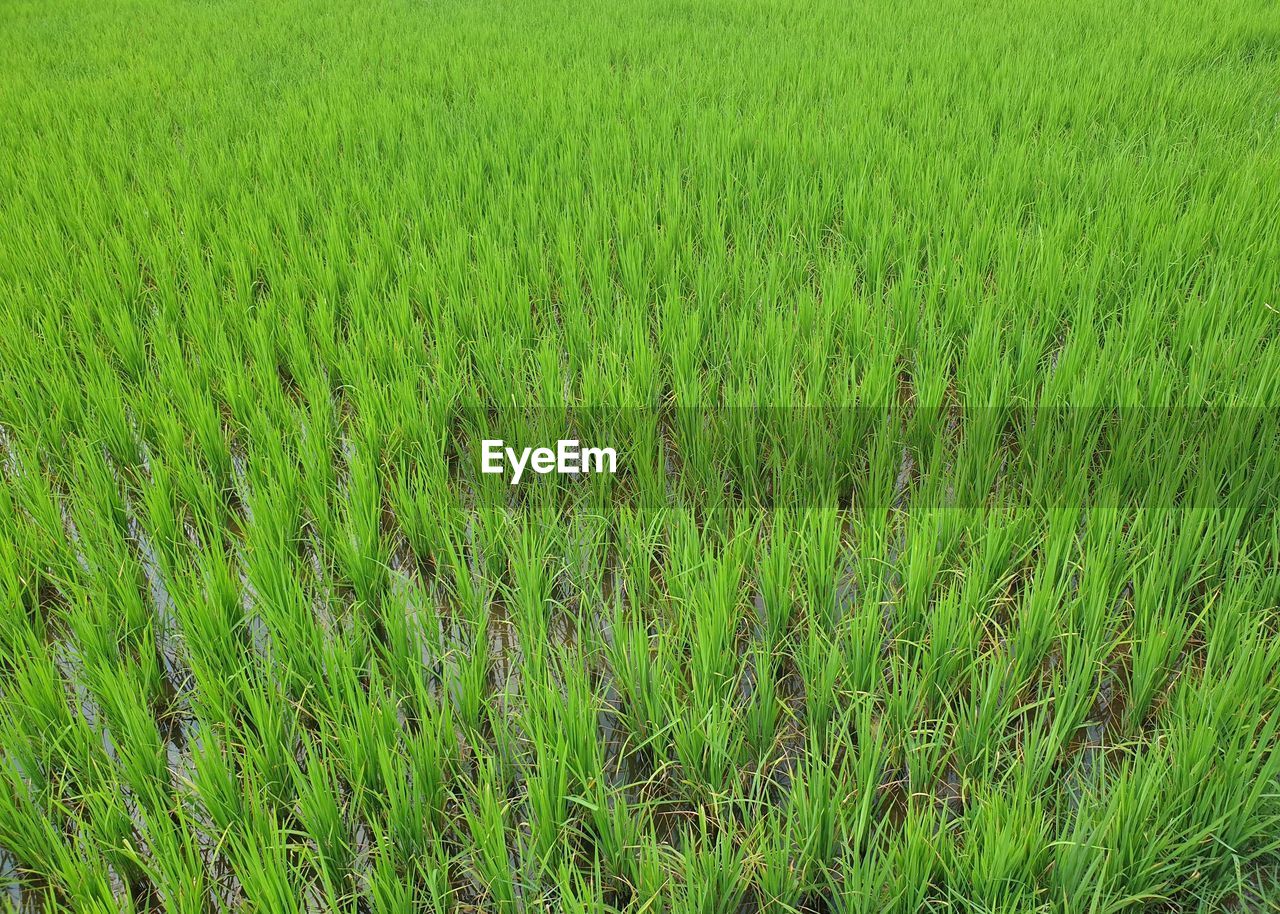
2,0,1279,909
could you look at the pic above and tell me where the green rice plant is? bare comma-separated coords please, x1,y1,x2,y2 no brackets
464,758,518,912
188,731,247,838
125,803,210,914
743,646,782,766
672,694,745,809
755,813,803,913
448,609,493,741
757,515,796,649
294,744,355,904
332,431,391,621
401,701,455,838
2,0,1280,908
366,833,413,914
950,787,1050,911
797,624,844,747
522,732,573,881
670,810,750,914
419,842,457,914
884,807,949,914
802,509,842,631
829,840,891,914
578,783,644,896
606,599,671,753
786,735,845,891
555,858,611,914
79,782,153,905
226,818,303,914
952,652,1018,781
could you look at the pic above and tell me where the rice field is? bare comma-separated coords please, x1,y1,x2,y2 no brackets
2,0,1279,910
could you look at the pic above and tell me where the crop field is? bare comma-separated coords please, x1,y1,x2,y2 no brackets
2,0,1280,911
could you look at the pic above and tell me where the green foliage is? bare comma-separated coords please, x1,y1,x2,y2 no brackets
2,0,1279,910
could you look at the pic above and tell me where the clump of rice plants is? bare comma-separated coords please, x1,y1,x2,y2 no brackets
2,0,1279,910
